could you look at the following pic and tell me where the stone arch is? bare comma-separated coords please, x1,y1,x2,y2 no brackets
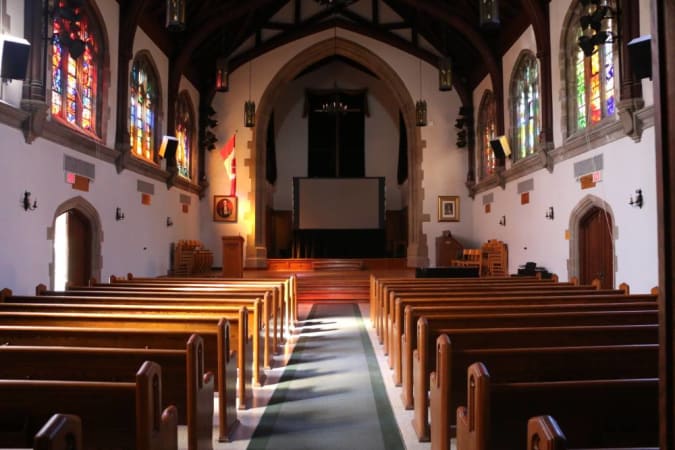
47,196,103,288
567,194,617,284
248,35,428,268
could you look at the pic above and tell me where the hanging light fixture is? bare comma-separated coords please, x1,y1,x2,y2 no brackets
416,59,427,127
479,0,500,30
438,56,452,91
321,27,348,114
215,58,229,92
166,0,186,32
244,61,255,127
577,0,617,57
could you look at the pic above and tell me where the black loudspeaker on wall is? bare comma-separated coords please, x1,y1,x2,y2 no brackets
0,36,31,80
627,35,652,80
489,135,512,161
158,136,179,160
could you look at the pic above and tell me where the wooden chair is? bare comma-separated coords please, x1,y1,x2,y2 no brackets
452,249,482,272
481,240,508,277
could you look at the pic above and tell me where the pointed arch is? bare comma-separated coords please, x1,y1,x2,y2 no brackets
477,90,497,179
48,196,103,289
175,90,196,180
567,194,617,285
249,36,428,268
130,50,163,164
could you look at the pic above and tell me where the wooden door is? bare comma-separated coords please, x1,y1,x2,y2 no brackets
67,209,92,287
579,206,614,289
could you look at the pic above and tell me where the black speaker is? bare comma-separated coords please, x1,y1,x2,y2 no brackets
489,135,511,160
627,35,652,80
158,136,178,160
0,36,31,80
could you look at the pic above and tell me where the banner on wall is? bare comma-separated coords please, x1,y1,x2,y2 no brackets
220,133,237,195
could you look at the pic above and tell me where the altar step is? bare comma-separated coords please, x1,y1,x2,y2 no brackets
296,271,371,303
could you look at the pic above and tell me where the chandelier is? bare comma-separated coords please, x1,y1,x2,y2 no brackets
321,93,348,114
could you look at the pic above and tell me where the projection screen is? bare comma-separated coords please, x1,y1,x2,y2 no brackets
293,177,385,230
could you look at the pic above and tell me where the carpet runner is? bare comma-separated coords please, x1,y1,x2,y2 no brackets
247,303,404,450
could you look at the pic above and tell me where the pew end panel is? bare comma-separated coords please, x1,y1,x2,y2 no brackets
186,334,215,450
217,318,240,442
456,362,491,450
527,415,567,450
33,414,83,450
429,334,451,450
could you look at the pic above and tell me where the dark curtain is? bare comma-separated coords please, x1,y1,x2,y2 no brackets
397,110,408,184
266,111,277,184
306,89,366,177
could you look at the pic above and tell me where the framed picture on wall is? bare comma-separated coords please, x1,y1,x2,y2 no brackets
213,195,238,222
438,195,460,222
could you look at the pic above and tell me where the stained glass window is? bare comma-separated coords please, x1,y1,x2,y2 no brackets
478,91,497,179
129,56,159,162
175,92,194,179
50,1,99,136
511,52,540,160
569,3,616,135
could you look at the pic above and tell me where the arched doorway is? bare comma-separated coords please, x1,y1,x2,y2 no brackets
568,195,616,288
250,35,428,268
578,206,614,288
50,197,103,290
54,209,93,289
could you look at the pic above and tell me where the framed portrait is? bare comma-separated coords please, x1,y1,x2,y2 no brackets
213,195,238,222
438,195,460,222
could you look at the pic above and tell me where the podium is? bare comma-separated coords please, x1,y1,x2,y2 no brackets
221,236,244,277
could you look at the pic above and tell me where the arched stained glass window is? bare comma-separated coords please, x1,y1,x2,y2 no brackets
510,51,541,161
130,55,160,162
175,92,194,179
478,90,497,179
51,1,101,137
566,2,616,135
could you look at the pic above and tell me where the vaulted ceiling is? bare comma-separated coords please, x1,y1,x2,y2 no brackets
118,0,551,100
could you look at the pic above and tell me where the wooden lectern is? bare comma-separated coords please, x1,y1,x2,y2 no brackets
221,236,244,277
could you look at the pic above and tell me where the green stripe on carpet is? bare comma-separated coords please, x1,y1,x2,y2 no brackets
247,303,405,450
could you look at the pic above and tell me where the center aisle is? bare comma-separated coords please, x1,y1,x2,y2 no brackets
247,303,405,450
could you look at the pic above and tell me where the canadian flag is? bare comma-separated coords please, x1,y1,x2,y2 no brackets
220,133,236,195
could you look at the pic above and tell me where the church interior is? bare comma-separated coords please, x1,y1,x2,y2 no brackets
0,0,674,449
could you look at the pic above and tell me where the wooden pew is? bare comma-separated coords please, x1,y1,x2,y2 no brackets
0,361,178,450
0,334,213,450
407,307,658,440
375,278,586,344
399,296,656,408
429,335,659,450
455,362,658,450
389,288,636,374
378,280,600,347
32,414,82,450
369,275,563,328
0,320,239,442
36,284,276,370
114,272,296,329
4,290,266,387
526,415,659,450
75,282,283,359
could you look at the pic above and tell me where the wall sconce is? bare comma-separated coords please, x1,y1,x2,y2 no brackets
545,206,554,220
480,0,500,30
22,191,37,211
215,58,229,92
166,0,186,32
115,207,125,221
438,56,452,91
629,189,643,208
499,215,506,226
577,0,617,57
166,216,173,227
